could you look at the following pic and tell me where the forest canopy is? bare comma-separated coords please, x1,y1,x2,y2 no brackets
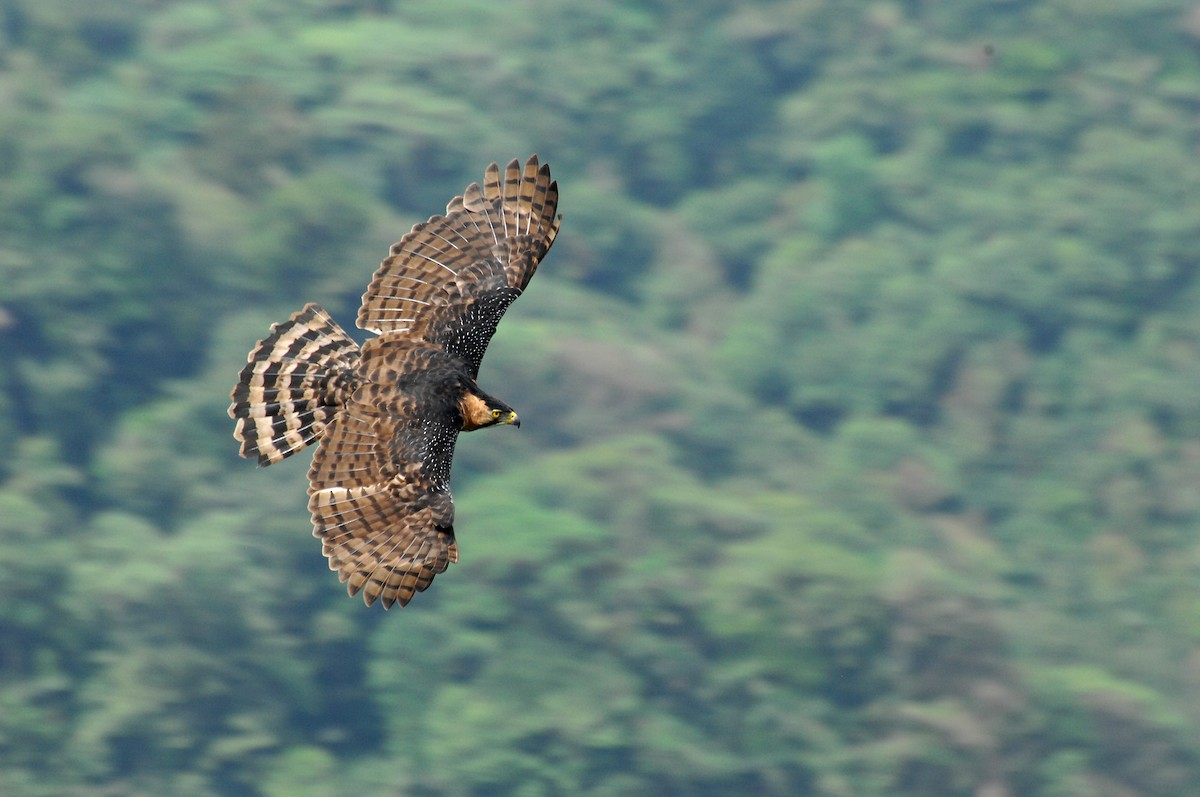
2,1,1200,795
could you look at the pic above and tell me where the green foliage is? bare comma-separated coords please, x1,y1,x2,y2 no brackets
2,1,1200,796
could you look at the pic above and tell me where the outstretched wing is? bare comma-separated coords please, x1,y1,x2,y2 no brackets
357,154,561,377
307,341,461,609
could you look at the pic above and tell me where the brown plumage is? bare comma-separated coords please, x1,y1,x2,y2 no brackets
228,156,561,608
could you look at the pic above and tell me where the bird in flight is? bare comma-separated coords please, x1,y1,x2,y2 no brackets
229,156,561,608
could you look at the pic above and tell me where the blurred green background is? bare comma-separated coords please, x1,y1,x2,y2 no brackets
3,0,1200,795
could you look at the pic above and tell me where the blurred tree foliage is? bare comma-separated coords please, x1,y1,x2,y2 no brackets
2,0,1200,795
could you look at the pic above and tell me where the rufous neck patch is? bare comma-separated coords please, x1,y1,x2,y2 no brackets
459,392,496,430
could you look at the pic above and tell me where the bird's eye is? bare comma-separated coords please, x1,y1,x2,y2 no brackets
491,409,502,419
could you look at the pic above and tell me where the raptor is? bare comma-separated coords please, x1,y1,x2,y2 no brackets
228,156,560,608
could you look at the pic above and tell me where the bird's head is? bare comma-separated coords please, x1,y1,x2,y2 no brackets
487,402,520,429
460,392,520,431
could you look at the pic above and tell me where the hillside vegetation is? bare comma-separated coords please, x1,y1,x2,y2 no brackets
2,1,1200,795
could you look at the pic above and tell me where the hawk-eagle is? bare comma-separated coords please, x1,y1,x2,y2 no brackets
229,156,560,608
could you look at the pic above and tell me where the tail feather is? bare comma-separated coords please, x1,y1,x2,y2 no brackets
228,303,361,465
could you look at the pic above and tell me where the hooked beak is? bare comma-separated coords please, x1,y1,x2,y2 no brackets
506,411,520,428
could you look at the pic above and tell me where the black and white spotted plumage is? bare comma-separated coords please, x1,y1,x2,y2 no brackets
229,156,561,608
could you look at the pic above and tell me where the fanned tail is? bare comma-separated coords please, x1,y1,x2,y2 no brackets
228,303,361,466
